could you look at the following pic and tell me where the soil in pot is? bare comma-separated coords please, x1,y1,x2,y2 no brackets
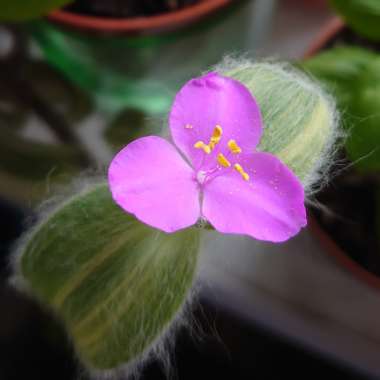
66,0,202,18
310,28,380,277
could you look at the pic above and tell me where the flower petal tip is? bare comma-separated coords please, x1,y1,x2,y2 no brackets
108,136,200,234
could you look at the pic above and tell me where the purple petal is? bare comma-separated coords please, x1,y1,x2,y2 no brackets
202,152,307,242
108,136,200,233
169,72,262,171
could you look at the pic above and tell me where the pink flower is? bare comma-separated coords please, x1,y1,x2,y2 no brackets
108,72,306,242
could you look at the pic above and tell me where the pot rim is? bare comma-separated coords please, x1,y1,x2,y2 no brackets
305,17,380,290
47,0,233,34
309,215,380,290
304,17,344,58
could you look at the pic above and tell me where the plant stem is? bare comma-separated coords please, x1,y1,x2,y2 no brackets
0,25,94,168
0,72,93,168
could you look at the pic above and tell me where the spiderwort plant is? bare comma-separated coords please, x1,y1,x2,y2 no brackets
109,72,307,242
13,61,339,375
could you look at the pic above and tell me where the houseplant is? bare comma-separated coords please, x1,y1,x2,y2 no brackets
302,0,380,287
0,0,265,205
9,56,339,378
2,0,261,115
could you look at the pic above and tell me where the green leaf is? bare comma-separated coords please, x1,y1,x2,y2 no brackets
104,108,156,152
302,46,377,105
0,0,73,21
330,0,380,41
0,127,83,180
346,58,380,171
17,184,200,370
303,47,380,171
26,61,93,124
302,46,377,79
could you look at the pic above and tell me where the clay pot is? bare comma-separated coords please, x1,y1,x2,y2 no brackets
31,0,252,114
305,17,380,290
47,0,233,34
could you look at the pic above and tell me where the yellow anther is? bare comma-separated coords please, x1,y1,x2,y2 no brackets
209,125,223,149
184,123,193,129
234,163,250,181
228,139,242,154
194,125,223,154
211,125,223,140
217,153,231,168
194,141,211,154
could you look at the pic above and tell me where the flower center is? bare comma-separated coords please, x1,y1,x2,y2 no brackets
196,170,208,185
193,125,250,182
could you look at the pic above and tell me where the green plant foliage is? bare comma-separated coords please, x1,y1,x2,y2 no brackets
0,128,83,180
330,0,380,41
17,184,200,370
0,91,28,131
0,0,73,21
303,46,380,171
26,61,93,124
347,58,380,171
301,46,376,105
104,108,155,152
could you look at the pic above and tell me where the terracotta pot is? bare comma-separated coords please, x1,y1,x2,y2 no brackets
47,0,233,35
287,0,329,9
304,17,344,58
32,0,254,114
305,18,380,290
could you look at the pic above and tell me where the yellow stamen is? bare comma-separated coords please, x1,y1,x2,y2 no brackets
184,123,193,129
194,125,224,154
228,139,242,154
217,153,231,168
209,125,223,149
211,125,223,141
194,141,211,154
234,163,249,181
